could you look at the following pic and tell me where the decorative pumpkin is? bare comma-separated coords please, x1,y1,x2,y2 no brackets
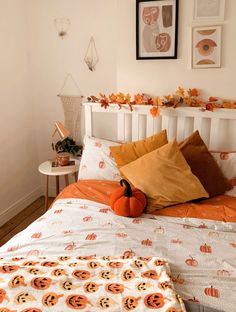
14,292,36,305
87,261,102,269
0,309,17,312
59,280,79,291
20,309,42,312
121,270,136,281
40,261,58,267
51,268,67,276
121,250,135,259
58,256,71,261
8,275,27,288
0,265,19,274
154,259,166,266
144,293,166,309
99,270,116,280
200,243,212,253
83,282,102,293
141,239,152,246
0,289,9,304
204,286,220,298
138,256,152,262
217,269,230,277
158,282,172,290
42,292,63,307
110,179,146,217
22,261,39,266
132,259,145,269
66,294,93,310
107,261,123,269
141,270,160,280
76,255,95,260
105,283,125,294
96,297,117,309
136,282,152,291
123,296,141,311
185,256,198,267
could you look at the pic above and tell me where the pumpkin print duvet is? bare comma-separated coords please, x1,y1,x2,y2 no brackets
0,256,185,311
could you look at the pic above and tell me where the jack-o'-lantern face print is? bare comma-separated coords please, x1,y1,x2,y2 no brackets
121,270,136,281
30,277,53,290
138,256,152,262
14,292,36,305
69,262,81,267
107,261,123,269
22,261,39,266
99,270,115,280
132,260,145,268
59,280,74,291
42,292,63,307
8,275,26,288
123,296,141,311
158,282,172,290
96,297,117,309
58,256,71,261
83,282,102,293
41,261,58,267
154,259,166,266
166,308,179,312
102,256,113,261
136,282,152,291
27,268,44,275
51,268,66,276
105,283,125,294
66,294,92,310
87,261,101,269
144,293,165,309
141,270,159,280
72,270,90,280
0,265,19,274
0,289,9,303
76,255,95,260
0,309,17,312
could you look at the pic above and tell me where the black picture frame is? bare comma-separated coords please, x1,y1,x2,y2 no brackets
136,0,179,60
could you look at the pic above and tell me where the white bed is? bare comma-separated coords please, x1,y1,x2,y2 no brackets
0,103,236,312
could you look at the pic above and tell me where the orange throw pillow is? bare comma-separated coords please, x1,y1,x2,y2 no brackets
179,131,232,197
110,130,168,168
120,140,209,213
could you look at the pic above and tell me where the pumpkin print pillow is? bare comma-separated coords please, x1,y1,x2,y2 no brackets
78,136,121,181
212,151,236,197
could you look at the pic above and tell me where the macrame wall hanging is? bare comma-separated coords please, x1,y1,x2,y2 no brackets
84,36,99,71
57,74,83,143
54,18,71,39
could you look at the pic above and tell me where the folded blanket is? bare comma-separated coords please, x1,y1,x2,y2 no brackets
0,256,186,311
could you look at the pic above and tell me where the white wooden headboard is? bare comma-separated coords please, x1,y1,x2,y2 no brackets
84,103,236,151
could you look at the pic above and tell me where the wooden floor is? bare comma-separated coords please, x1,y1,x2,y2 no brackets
0,196,54,247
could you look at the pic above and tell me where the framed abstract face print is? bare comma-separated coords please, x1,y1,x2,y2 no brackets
136,0,178,60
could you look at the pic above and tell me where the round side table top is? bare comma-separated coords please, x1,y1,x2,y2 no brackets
38,158,80,176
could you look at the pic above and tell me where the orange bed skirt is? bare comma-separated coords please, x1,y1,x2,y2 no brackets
53,180,236,223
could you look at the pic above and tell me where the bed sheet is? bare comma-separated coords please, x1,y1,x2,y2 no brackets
0,193,236,311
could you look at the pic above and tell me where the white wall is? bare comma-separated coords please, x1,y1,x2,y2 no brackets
0,0,40,226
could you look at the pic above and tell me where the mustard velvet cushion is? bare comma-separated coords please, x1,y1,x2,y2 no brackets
120,140,209,213
109,130,168,168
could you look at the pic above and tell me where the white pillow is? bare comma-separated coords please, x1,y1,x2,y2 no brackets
212,152,236,197
78,135,121,181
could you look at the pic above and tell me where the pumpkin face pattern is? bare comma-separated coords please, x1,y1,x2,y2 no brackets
99,270,116,280
87,261,102,269
200,244,212,253
154,259,166,266
51,268,66,276
123,296,141,311
69,262,81,267
66,294,93,310
144,293,165,309
0,265,19,274
83,282,102,293
158,282,172,290
72,270,90,280
138,256,152,262
107,261,123,269
58,256,71,261
14,292,36,305
102,256,113,261
40,261,58,267
105,283,125,294
30,277,53,290
76,255,95,260
0,309,17,312
0,289,9,303
27,268,44,275
136,282,152,291
8,275,27,288
59,280,79,291
141,270,160,280
22,261,39,266
132,260,145,269
121,270,136,281
42,292,63,307
96,297,117,309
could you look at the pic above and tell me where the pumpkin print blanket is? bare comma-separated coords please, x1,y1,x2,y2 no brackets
0,256,185,311
0,185,236,311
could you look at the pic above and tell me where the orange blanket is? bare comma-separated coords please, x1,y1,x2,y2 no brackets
55,180,236,222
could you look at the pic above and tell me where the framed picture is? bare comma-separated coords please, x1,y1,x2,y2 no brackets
136,0,179,60
193,0,225,22
192,26,222,69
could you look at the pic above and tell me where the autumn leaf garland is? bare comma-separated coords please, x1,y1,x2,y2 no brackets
87,87,236,117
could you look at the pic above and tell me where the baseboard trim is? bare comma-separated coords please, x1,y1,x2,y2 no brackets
0,187,42,227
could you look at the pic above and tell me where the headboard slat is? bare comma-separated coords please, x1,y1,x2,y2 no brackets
146,115,154,137
209,118,220,150
193,117,202,134
176,117,185,142
132,113,139,141
117,112,125,141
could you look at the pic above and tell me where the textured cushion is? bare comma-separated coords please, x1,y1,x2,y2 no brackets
109,130,168,168
78,136,121,181
179,131,232,197
212,152,236,197
120,140,209,213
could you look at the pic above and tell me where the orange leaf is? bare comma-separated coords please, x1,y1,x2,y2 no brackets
189,88,199,97
134,94,143,104
150,106,160,117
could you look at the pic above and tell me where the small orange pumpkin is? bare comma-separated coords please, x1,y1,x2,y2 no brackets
66,294,93,309
30,277,53,290
110,179,146,217
20,309,42,312
144,293,166,309
105,283,125,294
0,265,19,274
204,286,220,298
200,243,212,253
72,270,90,280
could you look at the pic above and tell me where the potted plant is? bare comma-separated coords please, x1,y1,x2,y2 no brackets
53,137,83,158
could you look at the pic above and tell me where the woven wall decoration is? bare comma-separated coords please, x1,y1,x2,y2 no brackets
58,74,83,143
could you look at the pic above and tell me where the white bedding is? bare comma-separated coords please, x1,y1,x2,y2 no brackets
1,198,236,311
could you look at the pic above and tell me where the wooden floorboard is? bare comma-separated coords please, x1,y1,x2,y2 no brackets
0,196,54,247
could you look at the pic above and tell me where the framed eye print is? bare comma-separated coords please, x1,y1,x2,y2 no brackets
136,0,179,60
193,0,225,22
192,26,222,69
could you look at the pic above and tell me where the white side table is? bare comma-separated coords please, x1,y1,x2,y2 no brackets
38,159,80,210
